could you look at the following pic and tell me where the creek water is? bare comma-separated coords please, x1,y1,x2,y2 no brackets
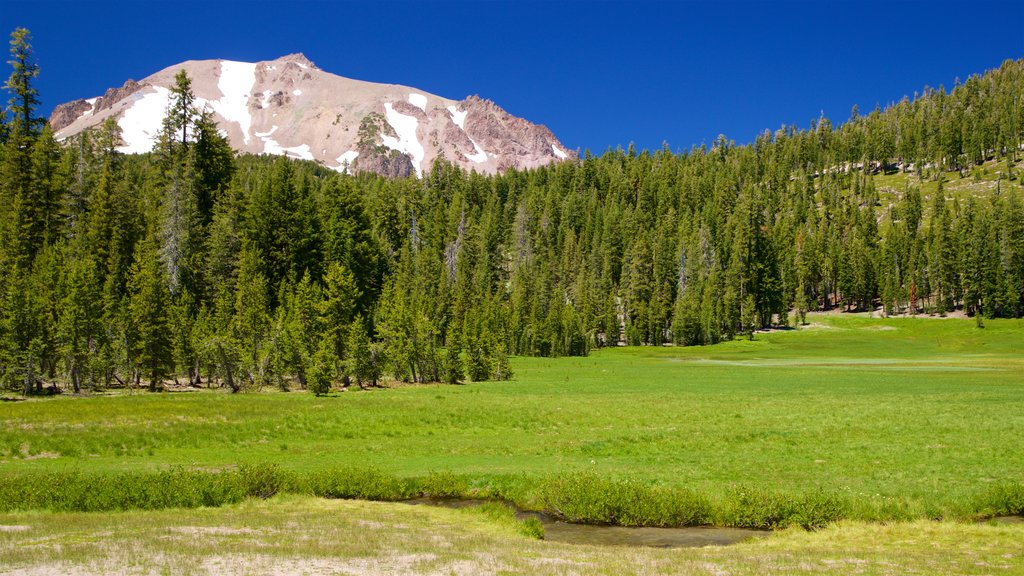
985,516,1024,525
403,498,768,548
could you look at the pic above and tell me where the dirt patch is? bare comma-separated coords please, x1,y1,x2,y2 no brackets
355,519,388,529
801,322,836,330
201,552,437,575
0,525,31,532
22,452,60,461
170,526,264,536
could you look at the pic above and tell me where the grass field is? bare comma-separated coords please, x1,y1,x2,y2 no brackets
2,312,1023,573
3,313,1022,516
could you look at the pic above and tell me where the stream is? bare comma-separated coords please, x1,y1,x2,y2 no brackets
403,498,768,548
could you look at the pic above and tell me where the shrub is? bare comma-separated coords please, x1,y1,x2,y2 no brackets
976,482,1024,517
238,462,286,499
538,472,712,527
462,501,545,540
720,485,849,529
305,466,414,501
0,468,250,513
418,470,470,499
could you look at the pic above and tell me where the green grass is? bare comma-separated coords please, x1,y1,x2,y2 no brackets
873,156,1023,210
2,313,1023,524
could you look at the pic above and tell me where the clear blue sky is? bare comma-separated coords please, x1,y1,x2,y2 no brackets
6,0,1024,154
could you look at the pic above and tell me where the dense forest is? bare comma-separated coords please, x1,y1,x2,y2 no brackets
2,28,1023,394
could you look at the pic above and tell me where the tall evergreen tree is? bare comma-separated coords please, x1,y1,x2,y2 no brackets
128,230,173,391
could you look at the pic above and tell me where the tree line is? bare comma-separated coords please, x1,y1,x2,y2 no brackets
1,28,1023,394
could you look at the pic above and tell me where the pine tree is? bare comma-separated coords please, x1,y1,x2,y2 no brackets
465,335,491,382
233,248,271,389
443,329,464,384
491,344,513,381
1,28,45,267
277,276,311,389
169,290,198,386
128,231,173,391
0,265,49,394
4,28,42,138
307,339,335,397
153,70,202,297
57,255,102,393
321,261,360,361
346,315,381,387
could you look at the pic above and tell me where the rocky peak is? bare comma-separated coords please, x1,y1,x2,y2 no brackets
278,53,318,70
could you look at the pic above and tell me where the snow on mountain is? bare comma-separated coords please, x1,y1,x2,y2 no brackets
50,53,574,177
448,105,467,129
408,93,427,111
211,61,256,145
116,86,172,154
381,102,425,178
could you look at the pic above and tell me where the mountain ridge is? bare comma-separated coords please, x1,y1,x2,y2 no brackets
50,53,575,177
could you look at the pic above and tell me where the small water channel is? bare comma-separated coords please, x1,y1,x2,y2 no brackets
403,498,768,548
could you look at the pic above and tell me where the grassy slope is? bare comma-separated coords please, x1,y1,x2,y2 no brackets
873,156,1023,212
1,496,1022,575
3,313,1023,520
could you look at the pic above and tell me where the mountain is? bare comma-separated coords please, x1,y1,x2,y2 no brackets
49,53,574,177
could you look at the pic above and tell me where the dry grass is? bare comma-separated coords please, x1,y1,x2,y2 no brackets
1,496,1022,575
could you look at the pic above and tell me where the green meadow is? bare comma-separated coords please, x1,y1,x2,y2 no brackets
3,313,1024,573
3,313,1023,523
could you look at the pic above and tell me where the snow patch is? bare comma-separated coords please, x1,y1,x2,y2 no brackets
262,138,313,161
466,139,488,163
254,125,278,138
381,102,424,178
295,62,309,69
260,90,273,108
333,150,360,173
447,106,467,130
293,89,302,96
408,93,427,111
81,97,99,119
210,60,256,145
116,87,172,154
551,144,568,159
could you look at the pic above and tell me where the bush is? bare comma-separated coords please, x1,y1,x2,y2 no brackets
0,468,250,513
976,482,1024,517
417,470,471,499
537,472,712,527
305,466,414,501
238,462,286,499
720,485,849,529
517,516,545,539
461,501,545,540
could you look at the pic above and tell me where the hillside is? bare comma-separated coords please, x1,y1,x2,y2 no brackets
48,53,574,177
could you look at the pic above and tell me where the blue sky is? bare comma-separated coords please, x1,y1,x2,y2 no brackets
6,0,1024,154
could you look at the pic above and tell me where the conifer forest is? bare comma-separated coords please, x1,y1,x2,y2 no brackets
2,28,1024,395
